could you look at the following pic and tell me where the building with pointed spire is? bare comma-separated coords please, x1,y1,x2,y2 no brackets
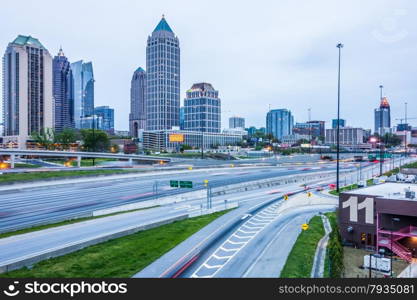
2,35,53,148
145,15,180,130
130,67,146,137
53,47,74,132
374,96,391,135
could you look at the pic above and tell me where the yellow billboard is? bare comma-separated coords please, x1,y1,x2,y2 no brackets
169,134,184,142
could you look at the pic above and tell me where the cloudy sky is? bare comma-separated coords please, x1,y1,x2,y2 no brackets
1,0,416,131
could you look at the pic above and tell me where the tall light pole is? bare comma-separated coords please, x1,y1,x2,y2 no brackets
405,102,408,157
336,43,343,193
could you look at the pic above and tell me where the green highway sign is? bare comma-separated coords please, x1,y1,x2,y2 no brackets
179,180,193,188
170,180,179,188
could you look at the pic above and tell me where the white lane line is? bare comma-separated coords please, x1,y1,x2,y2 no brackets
246,220,269,226
219,246,239,252
238,228,260,234
203,263,223,269
225,240,247,245
212,253,233,260
232,234,253,239
242,224,265,230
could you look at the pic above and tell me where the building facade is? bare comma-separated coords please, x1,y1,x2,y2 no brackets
374,97,391,135
71,60,94,128
339,183,417,260
293,122,322,138
184,83,221,133
146,16,180,130
266,109,294,140
325,127,365,145
129,67,146,138
142,129,243,152
95,106,114,134
332,119,346,129
53,48,74,132
79,115,103,130
229,116,245,129
2,35,53,148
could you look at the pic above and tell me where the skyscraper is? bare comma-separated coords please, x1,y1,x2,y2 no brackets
374,96,391,134
53,48,74,132
2,35,53,148
266,109,294,140
146,15,180,130
229,116,245,129
71,60,94,128
129,67,146,137
95,106,114,134
184,83,221,133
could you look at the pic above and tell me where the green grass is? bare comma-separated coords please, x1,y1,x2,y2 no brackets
45,158,116,167
0,206,159,240
280,215,325,278
14,163,41,168
0,210,230,278
0,169,138,184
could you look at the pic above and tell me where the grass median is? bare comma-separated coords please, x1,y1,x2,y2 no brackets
0,210,230,278
280,215,325,278
0,169,139,184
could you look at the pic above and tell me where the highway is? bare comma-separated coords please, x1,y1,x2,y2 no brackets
0,159,356,232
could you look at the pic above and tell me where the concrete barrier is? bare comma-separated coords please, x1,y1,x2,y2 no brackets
0,214,188,274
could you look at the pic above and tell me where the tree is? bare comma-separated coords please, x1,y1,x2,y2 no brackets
80,129,110,152
382,133,402,148
55,128,77,150
31,128,55,150
180,144,192,153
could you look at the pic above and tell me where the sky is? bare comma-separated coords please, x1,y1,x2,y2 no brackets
1,0,416,131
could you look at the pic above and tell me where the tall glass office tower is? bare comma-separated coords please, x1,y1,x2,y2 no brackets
130,67,146,137
374,96,391,134
71,60,94,128
53,48,74,132
146,15,180,130
266,109,294,140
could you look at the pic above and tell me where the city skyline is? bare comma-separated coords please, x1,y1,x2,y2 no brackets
0,0,417,131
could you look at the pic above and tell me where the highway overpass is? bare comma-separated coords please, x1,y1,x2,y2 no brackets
0,149,170,168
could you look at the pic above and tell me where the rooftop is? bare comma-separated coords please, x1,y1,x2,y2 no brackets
380,96,390,108
344,182,417,201
153,15,173,33
11,35,45,49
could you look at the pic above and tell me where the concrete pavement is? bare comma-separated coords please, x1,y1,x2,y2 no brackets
311,214,332,278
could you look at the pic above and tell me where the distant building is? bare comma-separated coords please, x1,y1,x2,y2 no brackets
79,115,103,130
229,116,245,129
146,16,180,130
374,96,391,134
53,48,74,132
184,83,221,133
266,109,294,140
2,35,53,148
179,107,185,130
114,130,130,137
332,119,346,129
308,120,325,137
129,67,146,138
293,122,322,138
95,106,114,134
71,60,94,128
281,134,310,145
142,129,243,152
325,127,365,145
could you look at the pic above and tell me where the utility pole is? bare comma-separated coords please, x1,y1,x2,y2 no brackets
405,102,408,157
336,43,343,193
308,108,312,153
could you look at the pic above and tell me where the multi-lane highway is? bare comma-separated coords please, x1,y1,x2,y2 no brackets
0,160,353,232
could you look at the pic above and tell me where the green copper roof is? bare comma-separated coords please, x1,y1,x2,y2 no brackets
153,16,173,33
12,35,45,49
136,67,145,72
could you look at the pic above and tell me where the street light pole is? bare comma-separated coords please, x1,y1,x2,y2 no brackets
336,43,344,193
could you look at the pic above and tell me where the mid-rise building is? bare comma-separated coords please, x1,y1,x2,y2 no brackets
325,127,365,145
79,115,103,130
71,60,94,128
293,122,322,138
53,48,74,132
374,96,391,134
184,83,221,133
281,134,310,145
2,35,53,148
129,67,146,138
266,109,294,140
179,107,185,130
95,106,114,134
229,116,245,129
146,16,180,130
